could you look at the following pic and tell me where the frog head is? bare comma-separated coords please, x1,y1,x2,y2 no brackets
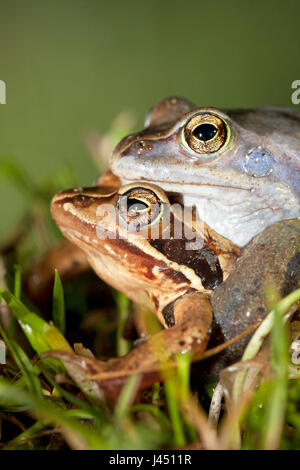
110,97,300,246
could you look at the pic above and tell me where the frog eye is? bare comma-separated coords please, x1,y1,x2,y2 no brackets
118,187,163,228
183,113,229,154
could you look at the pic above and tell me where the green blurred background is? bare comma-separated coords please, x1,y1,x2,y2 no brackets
0,0,300,242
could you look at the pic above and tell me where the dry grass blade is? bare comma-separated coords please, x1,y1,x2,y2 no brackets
196,321,261,361
179,393,219,450
208,382,224,427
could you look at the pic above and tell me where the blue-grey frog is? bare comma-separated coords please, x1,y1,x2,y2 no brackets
110,97,300,246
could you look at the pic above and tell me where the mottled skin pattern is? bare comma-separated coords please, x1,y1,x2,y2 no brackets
204,218,300,380
110,97,300,246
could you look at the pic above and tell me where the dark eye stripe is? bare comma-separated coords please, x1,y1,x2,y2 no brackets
150,238,223,290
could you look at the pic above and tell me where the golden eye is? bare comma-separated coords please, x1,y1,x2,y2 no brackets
184,113,228,154
118,188,162,228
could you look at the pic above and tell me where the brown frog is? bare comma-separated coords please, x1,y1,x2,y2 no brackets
110,97,300,247
47,180,300,397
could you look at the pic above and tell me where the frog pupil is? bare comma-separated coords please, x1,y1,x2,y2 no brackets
193,123,217,142
127,198,147,213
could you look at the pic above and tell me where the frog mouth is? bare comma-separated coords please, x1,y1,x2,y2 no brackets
119,176,253,194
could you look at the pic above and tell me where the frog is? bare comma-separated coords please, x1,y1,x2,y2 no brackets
47,181,239,397
47,180,300,399
110,97,300,247
50,181,241,328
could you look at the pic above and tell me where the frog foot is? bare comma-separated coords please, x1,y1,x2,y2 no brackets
43,293,212,403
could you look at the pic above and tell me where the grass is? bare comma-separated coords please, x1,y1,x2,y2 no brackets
0,128,299,449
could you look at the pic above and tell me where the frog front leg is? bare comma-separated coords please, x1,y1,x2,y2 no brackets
44,292,212,402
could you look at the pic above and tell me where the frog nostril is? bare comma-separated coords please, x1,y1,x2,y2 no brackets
243,148,274,177
134,140,153,155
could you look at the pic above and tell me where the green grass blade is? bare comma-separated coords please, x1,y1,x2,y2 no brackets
0,160,37,198
130,404,171,432
113,290,131,357
164,374,186,448
0,288,72,355
52,269,66,334
175,353,197,442
13,265,21,300
176,352,192,401
42,372,109,424
261,293,289,449
233,288,300,402
0,377,109,449
0,325,43,398
6,421,47,449
114,374,140,422
0,377,32,410
7,266,21,336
